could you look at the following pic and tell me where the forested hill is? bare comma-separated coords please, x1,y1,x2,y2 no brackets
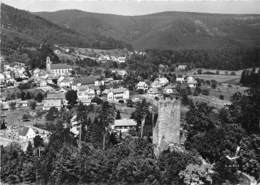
36,10,260,50
1,3,131,55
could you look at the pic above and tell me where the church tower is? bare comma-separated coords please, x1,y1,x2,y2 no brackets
46,56,52,71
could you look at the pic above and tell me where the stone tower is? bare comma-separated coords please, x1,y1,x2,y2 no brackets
153,98,181,157
46,56,52,71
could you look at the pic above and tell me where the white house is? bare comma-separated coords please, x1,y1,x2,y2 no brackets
117,56,126,63
147,88,161,98
43,91,66,110
151,80,161,89
177,64,187,70
151,77,169,88
107,87,129,103
136,81,149,91
40,79,48,87
185,76,197,88
111,119,137,133
58,76,73,88
94,80,105,87
163,85,176,94
158,77,169,86
46,57,72,76
19,127,36,140
0,73,5,84
176,77,185,83
77,85,96,105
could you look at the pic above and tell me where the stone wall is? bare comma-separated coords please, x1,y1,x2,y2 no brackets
153,98,181,157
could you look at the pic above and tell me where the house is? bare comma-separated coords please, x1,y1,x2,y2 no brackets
147,88,161,98
163,85,177,95
77,85,96,105
43,99,62,111
104,78,114,85
43,91,66,110
176,77,185,83
151,80,161,89
40,79,48,87
19,126,36,140
46,57,72,76
158,77,169,86
177,64,187,71
151,77,169,88
73,75,100,88
107,87,129,103
111,118,137,133
136,81,149,91
58,76,74,88
116,56,126,63
111,69,127,77
185,76,197,88
94,80,105,87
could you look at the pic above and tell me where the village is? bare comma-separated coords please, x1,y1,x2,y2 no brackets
0,46,246,152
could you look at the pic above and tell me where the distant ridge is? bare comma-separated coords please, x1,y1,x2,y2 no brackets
35,9,260,49
1,3,131,54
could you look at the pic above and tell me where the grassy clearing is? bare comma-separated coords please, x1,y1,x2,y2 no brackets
2,107,46,128
193,74,240,83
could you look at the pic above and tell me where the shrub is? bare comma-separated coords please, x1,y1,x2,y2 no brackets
201,89,210,96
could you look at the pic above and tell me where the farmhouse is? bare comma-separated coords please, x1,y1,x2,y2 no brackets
112,119,137,133
43,91,66,110
19,126,36,140
77,85,96,105
185,76,197,88
107,87,129,103
147,88,161,98
136,81,149,91
177,64,187,70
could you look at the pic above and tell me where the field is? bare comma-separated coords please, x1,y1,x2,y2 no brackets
193,74,241,83
1,107,46,128
190,95,231,109
208,85,248,100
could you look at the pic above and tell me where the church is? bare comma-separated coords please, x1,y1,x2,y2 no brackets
46,56,72,76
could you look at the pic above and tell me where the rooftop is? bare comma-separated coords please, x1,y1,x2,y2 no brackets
50,63,72,70
18,127,32,136
114,119,137,127
46,92,65,99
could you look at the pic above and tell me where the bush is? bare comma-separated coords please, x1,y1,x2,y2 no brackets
29,101,37,110
9,102,16,110
118,100,124,104
219,95,224,100
22,114,30,121
201,89,210,96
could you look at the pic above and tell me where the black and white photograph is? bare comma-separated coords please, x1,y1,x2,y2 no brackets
0,0,259,184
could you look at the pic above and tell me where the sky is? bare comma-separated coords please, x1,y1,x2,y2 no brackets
2,0,260,15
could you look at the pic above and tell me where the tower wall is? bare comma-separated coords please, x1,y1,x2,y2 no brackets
153,98,181,156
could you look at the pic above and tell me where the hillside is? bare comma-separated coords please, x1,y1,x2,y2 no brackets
36,10,260,49
1,4,131,55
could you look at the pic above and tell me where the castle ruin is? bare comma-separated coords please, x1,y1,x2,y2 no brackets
153,98,181,157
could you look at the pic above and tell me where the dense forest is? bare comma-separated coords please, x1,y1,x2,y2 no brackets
1,80,260,184
127,47,260,75
240,68,260,87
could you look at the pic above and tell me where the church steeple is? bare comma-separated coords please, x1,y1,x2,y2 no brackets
46,56,52,71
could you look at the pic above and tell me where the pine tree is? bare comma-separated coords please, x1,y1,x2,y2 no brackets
116,110,121,120
26,141,34,157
